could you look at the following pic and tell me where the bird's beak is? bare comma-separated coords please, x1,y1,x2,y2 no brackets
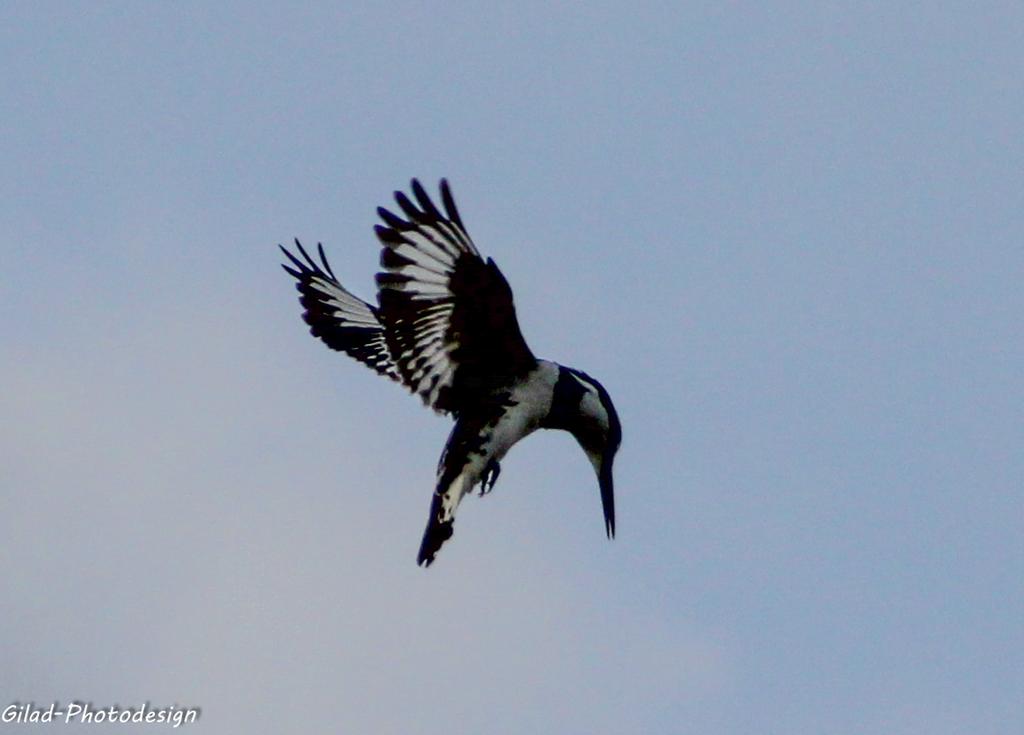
585,449,616,539
598,456,615,539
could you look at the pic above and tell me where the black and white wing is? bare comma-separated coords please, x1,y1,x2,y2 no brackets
280,240,401,382
375,179,537,415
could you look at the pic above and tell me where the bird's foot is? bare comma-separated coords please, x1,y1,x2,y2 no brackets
479,460,501,496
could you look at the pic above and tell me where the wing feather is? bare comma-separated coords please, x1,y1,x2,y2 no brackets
374,179,536,415
282,179,536,417
279,240,400,382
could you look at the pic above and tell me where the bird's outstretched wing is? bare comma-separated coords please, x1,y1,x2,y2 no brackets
375,179,537,415
280,240,401,382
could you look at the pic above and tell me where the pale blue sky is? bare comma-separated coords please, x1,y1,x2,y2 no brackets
2,3,1022,733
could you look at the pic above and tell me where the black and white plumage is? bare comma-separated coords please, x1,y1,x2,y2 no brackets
281,179,621,566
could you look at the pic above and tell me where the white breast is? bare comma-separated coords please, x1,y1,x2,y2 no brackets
491,360,560,456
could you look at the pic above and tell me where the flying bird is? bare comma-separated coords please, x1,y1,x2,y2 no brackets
280,179,621,566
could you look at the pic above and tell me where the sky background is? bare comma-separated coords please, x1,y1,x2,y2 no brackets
2,2,1022,733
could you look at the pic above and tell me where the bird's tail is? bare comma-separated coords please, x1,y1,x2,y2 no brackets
416,472,471,567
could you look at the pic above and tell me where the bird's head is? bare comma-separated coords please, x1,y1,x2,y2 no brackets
560,368,622,538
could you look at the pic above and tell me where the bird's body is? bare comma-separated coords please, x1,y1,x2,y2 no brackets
421,359,561,561
281,179,621,565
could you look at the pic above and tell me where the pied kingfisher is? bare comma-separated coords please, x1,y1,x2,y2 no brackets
281,179,622,566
